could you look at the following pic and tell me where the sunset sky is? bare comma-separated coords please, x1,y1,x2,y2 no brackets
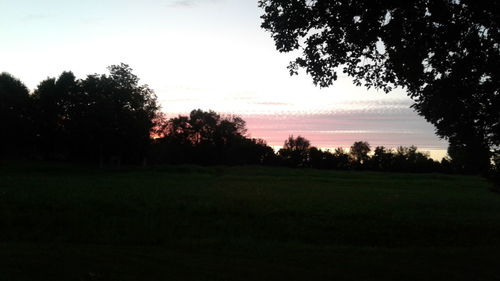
0,0,448,159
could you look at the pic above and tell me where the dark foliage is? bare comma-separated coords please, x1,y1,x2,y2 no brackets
150,109,276,165
72,64,159,165
305,141,444,173
0,73,34,158
259,0,499,173
32,71,78,160
349,141,371,168
2,64,159,165
278,135,311,167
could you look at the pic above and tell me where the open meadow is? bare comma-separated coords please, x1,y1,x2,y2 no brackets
1,163,500,281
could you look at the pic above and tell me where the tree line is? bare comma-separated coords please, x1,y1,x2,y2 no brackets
277,137,450,173
150,112,455,173
0,64,497,175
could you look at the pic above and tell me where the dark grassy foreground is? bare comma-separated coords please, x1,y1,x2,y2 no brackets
1,162,500,281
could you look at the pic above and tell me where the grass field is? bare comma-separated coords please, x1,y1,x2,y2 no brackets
1,162,500,280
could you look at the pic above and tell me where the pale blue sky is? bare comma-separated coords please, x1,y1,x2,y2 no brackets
0,0,448,158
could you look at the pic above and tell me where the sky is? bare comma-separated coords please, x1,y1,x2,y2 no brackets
0,0,448,159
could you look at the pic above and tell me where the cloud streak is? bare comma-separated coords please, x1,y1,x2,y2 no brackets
168,0,221,8
252,101,292,106
241,111,448,153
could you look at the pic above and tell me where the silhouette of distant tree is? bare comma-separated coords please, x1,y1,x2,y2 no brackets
151,112,169,139
32,72,78,159
332,147,350,170
393,146,417,171
188,109,220,146
260,0,500,173
0,73,33,158
306,147,349,169
152,109,273,165
278,135,311,167
370,146,394,171
216,115,248,147
187,110,248,163
78,64,159,165
391,146,437,172
308,147,324,168
31,64,159,165
283,135,310,152
350,141,371,167
164,115,193,147
225,138,276,165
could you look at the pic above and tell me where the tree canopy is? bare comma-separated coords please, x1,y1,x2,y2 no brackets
259,0,499,173
279,135,311,167
28,64,159,164
152,109,274,165
0,73,33,155
350,141,371,165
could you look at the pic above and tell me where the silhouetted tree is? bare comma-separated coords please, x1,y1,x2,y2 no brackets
31,64,159,165
216,115,248,147
259,0,500,173
151,112,170,139
226,138,276,165
0,73,33,158
278,135,311,167
188,109,220,146
188,110,247,164
391,146,438,172
152,109,272,165
369,146,394,171
332,147,350,170
166,115,194,146
77,63,159,165
350,141,371,167
308,147,324,168
32,71,78,159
